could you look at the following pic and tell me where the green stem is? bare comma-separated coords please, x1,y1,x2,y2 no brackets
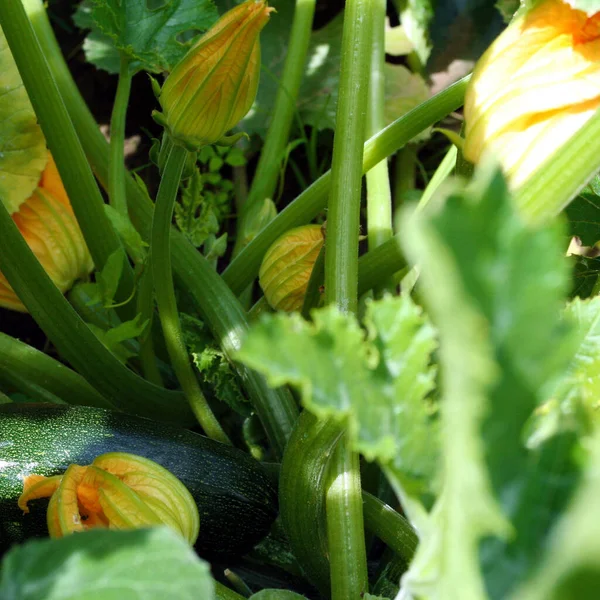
0,197,191,423
516,105,600,223
326,439,368,600
136,261,164,387
109,55,133,216
279,412,342,595
234,0,316,251
0,331,113,409
394,145,417,205
322,0,372,596
366,0,393,254
214,582,245,600
224,76,471,295
23,0,299,458
362,491,418,563
417,144,457,212
325,0,372,312
0,0,134,306
152,144,230,444
357,234,406,296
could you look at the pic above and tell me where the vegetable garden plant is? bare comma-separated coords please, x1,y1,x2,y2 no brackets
1,0,600,597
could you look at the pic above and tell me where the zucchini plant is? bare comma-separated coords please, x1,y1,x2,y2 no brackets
1,0,600,599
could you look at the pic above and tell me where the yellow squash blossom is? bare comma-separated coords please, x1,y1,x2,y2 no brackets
464,0,600,188
155,0,274,149
18,452,200,545
259,224,325,312
0,153,93,312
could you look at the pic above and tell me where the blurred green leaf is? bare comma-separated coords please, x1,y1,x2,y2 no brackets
234,5,429,136
512,433,600,600
399,162,579,600
238,294,439,493
250,591,307,600
392,0,505,72
0,528,214,599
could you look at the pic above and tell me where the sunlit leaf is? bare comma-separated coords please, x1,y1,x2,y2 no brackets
0,528,213,599
0,26,47,214
238,294,438,494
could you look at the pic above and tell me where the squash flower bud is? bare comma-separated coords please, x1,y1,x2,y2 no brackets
155,0,274,149
18,452,200,545
464,0,600,188
259,225,325,312
0,154,93,312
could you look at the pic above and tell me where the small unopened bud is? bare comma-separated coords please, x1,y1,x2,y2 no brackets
259,225,325,312
155,0,274,149
0,154,93,312
464,0,600,187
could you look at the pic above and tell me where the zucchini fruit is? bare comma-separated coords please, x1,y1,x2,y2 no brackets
0,404,277,558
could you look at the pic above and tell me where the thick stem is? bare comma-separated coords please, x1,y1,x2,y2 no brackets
366,0,393,254
326,439,368,600
235,0,317,251
322,0,373,597
223,76,471,295
109,55,133,217
151,144,230,444
23,0,299,457
0,0,134,306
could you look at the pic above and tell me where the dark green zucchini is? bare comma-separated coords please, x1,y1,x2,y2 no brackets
0,404,277,558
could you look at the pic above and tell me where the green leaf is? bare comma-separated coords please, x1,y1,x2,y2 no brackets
0,528,214,600
97,248,125,307
566,193,600,248
392,0,505,71
182,313,250,416
88,313,148,363
399,162,579,600
0,25,47,214
532,297,600,442
393,0,434,64
104,204,148,265
250,592,307,600
72,1,120,74
511,433,600,600
238,294,438,493
87,0,218,74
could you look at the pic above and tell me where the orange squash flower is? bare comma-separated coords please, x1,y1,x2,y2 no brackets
18,452,200,545
464,0,600,188
155,0,274,149
259,225,325,312
0,153,93,312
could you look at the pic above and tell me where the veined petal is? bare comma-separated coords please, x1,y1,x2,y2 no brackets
464,0,600,187
158,0,273,148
